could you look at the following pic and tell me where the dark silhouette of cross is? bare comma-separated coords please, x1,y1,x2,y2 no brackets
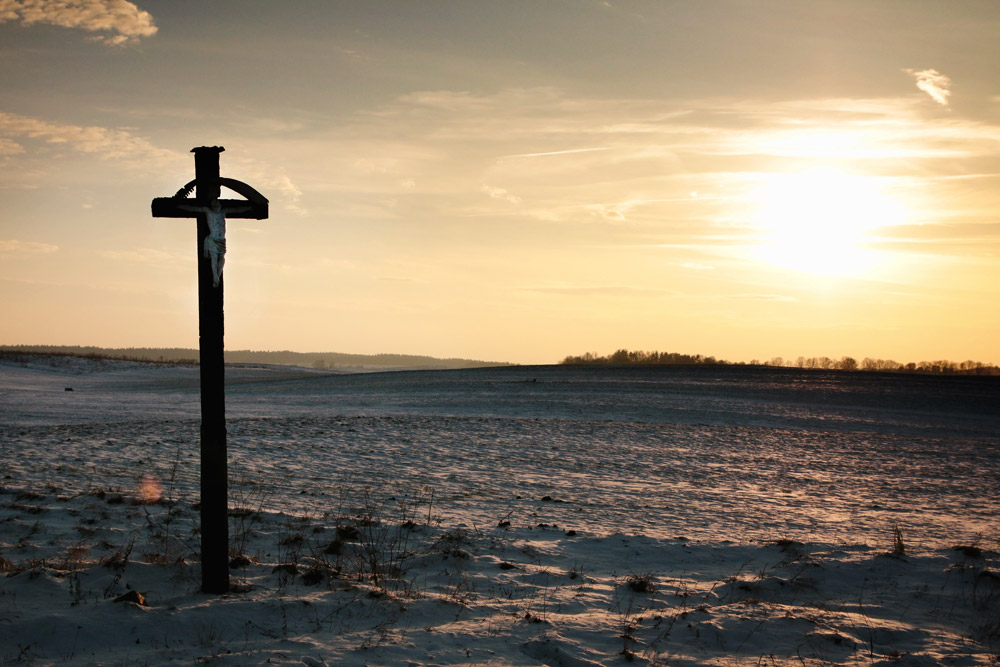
151,146,268,594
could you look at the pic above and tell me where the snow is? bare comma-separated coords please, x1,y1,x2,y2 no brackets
1,356,998,665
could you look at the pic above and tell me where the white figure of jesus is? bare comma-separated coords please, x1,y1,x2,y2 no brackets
204,200,227,287
179,199,250,287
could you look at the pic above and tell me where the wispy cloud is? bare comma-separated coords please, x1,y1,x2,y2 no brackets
267,173,306,215
0,111,179,166
906,68,951,106
0,239,59,255
0,111,306,216
294,86,1000,243
503,147,612,159
0,0,157,45
729,293,798,303
223,157,307,216
519,285,668,297
481,185,520,204
100,247,189,267
0,137,25,156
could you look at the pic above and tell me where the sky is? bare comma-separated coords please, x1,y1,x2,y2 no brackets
2,1,999,366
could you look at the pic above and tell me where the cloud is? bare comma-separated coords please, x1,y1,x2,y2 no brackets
0,239,59,255
586,203,628,222
0,137,25,156
224,158,307,216
0,0,157,45
481,185,520,205
504,147,612,159
253,172,304,213
729,293,798,302
0,110,179,166
584,199,669,223
906,68,951,106
520,285,667,297
100,247,188,266
301,86,1000,236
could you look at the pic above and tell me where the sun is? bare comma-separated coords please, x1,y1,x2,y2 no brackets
747,168,906,277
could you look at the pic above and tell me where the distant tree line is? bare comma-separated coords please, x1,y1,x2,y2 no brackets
0,345,509,371
779,355,997,375
561,349,999,375
562,350,725,366
0,347,198,365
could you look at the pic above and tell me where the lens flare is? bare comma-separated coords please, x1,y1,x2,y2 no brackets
139,474,163,504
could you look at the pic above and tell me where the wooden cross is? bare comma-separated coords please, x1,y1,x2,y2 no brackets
151,146,268,594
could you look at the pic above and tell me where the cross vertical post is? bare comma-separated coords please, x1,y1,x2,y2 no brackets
151,146,268,594
193,146,228,594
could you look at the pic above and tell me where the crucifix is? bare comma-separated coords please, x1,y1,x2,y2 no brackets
151,146,268,593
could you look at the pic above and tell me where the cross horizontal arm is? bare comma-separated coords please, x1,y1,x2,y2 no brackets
151,198,268,220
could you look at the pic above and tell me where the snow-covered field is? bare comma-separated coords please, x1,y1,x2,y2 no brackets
1,356,998,665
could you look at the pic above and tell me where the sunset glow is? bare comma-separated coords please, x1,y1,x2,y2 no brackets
2,1,999,364
748,169,908,277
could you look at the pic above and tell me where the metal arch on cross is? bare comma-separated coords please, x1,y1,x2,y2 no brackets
152,177,269,220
